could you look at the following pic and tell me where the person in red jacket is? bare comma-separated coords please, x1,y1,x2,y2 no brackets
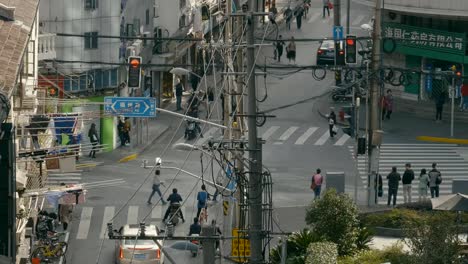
461,81,468,111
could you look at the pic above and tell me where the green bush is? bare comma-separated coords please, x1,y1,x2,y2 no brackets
305,189,360,256
270,229,321,264
338,244,414,264
305,242,338,264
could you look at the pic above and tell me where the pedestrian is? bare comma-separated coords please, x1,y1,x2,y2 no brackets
188,217,201,236
284,6,293,30
175,78,184,111
286,37,296,64
435,91,446,122
418,168,430,202
322,0,330,18
123,117,131,145
117,118,126,147
88,123,99,158
311,169,324,200
163,188,185,223
402,163,414,203
428,162,442,198
303,1,310,18
196,184,210,219
59,203,73,231
328,107,337,138
386,166,401,207
294,6,304,30
275,35,285,62
461,80,468,111
381,89,393,120
147,170,167,205
377,173,383,198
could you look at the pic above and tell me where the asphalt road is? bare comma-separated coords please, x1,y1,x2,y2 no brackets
63,1,377,263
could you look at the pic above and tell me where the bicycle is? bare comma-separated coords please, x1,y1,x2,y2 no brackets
30,233,68,263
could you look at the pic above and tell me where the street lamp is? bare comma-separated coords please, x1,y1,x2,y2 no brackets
169,67,202,79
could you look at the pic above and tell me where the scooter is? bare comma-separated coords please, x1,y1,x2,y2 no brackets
185,120,197,141
189,234,201,257
166,203,182,226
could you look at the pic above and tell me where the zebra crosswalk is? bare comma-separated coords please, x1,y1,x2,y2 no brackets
73,204,190,240
349,143,468,203
173,125,353,147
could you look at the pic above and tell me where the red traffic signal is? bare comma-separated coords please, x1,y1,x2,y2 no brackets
127,56,142,88
130,58,140,68
345,35,357,64
456,71,462,77
346,39,356,46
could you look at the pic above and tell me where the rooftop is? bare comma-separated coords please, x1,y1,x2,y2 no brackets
0,0,39,96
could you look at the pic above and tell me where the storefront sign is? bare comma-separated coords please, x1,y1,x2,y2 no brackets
383,23,465,55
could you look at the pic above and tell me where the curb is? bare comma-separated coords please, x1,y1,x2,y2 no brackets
58,231,69,264
416,136,468,145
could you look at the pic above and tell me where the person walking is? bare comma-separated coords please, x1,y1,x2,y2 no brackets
147,170,167,205
88,123,99,158
461,81,468,111
123,117,131,145
275,35,285,62
381,89,393,120
311,169,324,200
386,167,401,207
286,37,296,64
284,6,293,30
428,162,442,198
196,184,210,219
294,6,304,30
322,0,330,18
328,107,337,138
59,203,73,231
435,91,446,122
402,163,414,203
117,118,126,147
175,78,184,111
418,168,430,202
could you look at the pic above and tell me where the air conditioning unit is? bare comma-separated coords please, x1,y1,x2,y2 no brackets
126,46,135,58
132,39,143,55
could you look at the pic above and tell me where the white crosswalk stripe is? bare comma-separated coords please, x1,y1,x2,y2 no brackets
334,134,351,146
349,143,467,204
295,127,318,145
74,205,187,240
262,126,280,141
314,130,331,146
47,174,82,185
274,126,299,145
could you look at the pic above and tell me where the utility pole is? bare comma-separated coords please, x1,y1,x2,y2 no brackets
201,223,216,264
247,0,263,263
333,0,342,86
367,0,382,206
346,0,350,34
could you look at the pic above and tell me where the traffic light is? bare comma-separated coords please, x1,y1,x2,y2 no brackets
127,56,142,88
345,35,357,64
335,41,345,66
48,86,58,97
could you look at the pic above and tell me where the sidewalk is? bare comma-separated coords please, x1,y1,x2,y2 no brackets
315,92,468,141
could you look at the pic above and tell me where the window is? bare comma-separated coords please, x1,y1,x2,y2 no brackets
84,32,98,49
133,19,140,35
146,9,150,25
179,15,186,28
85,0,98,9
179,0,186,9
126,24,134,36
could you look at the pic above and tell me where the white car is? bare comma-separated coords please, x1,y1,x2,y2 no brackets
114,224,164,264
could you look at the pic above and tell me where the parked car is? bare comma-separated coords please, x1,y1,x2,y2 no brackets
114,224,164,264
316,40,344,66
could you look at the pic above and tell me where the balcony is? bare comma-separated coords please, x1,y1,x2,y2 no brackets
38,33,57,60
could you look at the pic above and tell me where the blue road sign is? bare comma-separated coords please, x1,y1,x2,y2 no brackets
333,26,343,40
104,97,157,117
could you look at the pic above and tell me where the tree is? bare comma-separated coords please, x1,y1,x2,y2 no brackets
305,189,360,256
270,229,321,264
404,214,461,264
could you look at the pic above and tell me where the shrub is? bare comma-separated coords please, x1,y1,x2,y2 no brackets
305,189,360,256
270,229,321,264
338,243,414,264
305,242,338,264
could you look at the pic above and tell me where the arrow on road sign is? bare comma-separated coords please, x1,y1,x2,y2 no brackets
333,26,343,40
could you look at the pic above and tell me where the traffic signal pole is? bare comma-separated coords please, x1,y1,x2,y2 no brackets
333,0,342,85
367,0,382,207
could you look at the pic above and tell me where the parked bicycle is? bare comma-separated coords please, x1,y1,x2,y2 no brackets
31,232,67,263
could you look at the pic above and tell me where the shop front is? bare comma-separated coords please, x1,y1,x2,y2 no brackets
382,22,467,99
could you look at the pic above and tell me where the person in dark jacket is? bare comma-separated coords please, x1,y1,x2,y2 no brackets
163,188,185,223
402,163,415,203
88,123,99,158
284,6,293,30
428,162,442,198
435,91,446,122
294,6,304,29
275,35,285,62
188,217,201,236
387,166,401,207
117,118,125,147
175,79,184,111
328,107,337,138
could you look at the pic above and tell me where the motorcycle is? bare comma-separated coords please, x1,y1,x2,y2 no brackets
189,234,201,257
166,203,182,226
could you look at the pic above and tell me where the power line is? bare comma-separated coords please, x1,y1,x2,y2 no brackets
56,32,203,41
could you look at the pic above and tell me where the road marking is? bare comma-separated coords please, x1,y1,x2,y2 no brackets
314,130,330,146
351,15,365,26
99,206,115,239
274,126,299,144
307,12,321,23
127,206,139,225
58,232,69,264
76,207,93,239
262,126,280,140
334,134,351,146
151,205,162,219
294,127,318,145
